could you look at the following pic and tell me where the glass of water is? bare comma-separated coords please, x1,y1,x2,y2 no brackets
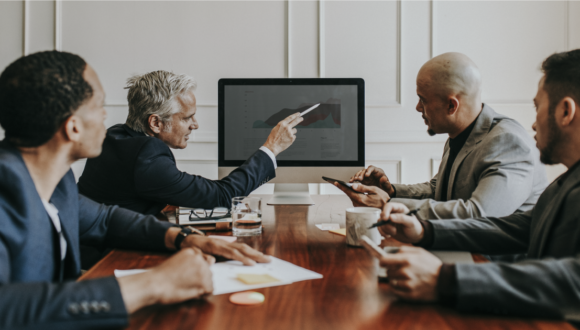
232,196,262,236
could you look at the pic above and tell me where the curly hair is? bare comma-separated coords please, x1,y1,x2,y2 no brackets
0,50,93,147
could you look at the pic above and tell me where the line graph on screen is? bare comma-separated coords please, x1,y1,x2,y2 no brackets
253,99,341,129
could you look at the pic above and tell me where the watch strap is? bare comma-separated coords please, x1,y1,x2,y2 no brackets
174,226,205,250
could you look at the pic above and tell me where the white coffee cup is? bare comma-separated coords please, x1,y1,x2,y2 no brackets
345,207,382,246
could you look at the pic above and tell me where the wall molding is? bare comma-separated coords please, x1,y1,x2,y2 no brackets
318,0,401,108
54,0,62,51
366,158,402,184
318,0,325,78
22,0,30,56
286,0,291,78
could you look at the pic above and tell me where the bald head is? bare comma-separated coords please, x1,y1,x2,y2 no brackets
418,52,482,102
415,52,484,138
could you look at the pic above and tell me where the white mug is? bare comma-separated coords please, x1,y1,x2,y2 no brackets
345,207,381,246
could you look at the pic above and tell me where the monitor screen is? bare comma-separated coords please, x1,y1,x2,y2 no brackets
218,79,364,167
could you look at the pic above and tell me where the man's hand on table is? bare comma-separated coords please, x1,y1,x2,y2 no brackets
165,227,271,265
377,202,424,244
334,182,390,208
349,165,395,196
361,202,443,302
378,246,442,302
118,248,213,313
182,235,271,266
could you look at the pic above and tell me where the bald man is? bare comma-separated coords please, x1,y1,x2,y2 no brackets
336,52,548,220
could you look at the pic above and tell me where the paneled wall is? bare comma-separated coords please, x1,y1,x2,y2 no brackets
1,1,577,194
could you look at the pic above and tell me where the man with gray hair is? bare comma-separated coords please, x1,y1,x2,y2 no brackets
336,52,548,221
79,70,301,215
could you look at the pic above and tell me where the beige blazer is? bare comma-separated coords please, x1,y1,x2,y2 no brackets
390,104,548,220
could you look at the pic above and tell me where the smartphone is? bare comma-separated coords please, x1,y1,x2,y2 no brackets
322,176,354,190
360,235,388,258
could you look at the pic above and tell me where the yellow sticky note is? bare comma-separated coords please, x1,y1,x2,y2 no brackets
237,274,281,285
329,228,346,237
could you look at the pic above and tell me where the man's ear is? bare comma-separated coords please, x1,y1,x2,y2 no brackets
558,96,577,127
448,97,460,116
62,115,81,142
148,114,163,134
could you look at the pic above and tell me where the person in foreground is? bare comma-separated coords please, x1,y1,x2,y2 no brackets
336,52,547,221
78,70,302,216
0,51,270,330
363,50,580,320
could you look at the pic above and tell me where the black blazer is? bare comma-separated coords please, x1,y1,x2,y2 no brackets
78,124,275,215
0,141,175,329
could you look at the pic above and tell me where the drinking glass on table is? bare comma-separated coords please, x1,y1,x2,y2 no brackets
232,196,262,236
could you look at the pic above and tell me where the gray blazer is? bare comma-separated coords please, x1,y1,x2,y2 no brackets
428,163,580,319
391,104,548,220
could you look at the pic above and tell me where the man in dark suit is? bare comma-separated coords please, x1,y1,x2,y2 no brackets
0,51,270,330
362,50,580,321
78,70,302,215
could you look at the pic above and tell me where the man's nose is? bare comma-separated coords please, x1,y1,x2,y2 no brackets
532,121,537,132
191,119,199,130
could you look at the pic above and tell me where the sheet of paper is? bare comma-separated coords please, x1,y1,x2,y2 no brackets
315,223,340,231
114,269,148,277
430,251,474,264
115,256,323,295
210,256,323,295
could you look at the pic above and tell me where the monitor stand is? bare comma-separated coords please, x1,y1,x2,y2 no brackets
267,183,315,205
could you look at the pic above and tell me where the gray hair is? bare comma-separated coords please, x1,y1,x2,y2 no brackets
125,71,197,133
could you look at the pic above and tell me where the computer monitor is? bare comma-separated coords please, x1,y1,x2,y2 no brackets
218,78,365,205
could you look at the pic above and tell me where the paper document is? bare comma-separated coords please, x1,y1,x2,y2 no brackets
114,269,148,277
315,223,340,231
430,251,474,264
115,256,322,295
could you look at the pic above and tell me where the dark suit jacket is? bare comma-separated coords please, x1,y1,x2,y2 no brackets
78,124,275,215
0,141,176,329
427,162,580,319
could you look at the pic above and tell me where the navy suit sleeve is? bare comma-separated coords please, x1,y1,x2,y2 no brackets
78,194,176,251
133,139,276,208
0,275,129,330
0,197,129,329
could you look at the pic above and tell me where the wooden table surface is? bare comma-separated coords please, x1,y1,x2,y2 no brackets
80,195,572,330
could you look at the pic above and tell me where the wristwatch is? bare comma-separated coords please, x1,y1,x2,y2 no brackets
174,226,205,250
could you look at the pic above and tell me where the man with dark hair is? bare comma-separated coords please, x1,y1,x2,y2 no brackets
0,50,270,329
363,49,580,321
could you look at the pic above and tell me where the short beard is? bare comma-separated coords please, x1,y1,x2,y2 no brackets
539,108,562,165
427,128,436,136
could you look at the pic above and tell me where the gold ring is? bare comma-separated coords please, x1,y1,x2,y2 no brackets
391,279,398,286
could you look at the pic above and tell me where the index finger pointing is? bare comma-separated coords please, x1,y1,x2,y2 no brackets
287,113,304,127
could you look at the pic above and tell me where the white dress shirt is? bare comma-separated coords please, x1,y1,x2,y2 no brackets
42,200,67,261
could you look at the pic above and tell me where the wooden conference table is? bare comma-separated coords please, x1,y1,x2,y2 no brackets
80,195,572,330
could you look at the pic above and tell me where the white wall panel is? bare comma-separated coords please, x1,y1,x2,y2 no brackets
1,1,575,192
323,1,399,106
289,0,318,78
433,1,567,104
28,0,54,54
570,1,580,50
61,1,287,105
0,1,23,71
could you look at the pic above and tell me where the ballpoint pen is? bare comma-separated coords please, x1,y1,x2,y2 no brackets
367,208,420,229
